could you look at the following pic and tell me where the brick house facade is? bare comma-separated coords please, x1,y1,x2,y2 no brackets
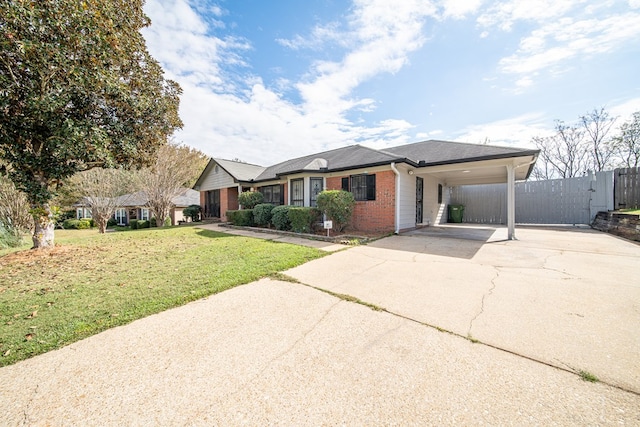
193,141,538,235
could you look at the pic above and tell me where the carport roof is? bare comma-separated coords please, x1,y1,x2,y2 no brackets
383,140,539,166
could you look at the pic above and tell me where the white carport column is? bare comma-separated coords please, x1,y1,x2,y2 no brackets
506,163,516,240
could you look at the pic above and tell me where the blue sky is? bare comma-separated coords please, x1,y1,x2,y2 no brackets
142,0,640,166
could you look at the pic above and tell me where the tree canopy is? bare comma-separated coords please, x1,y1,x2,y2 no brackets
0,0,182,247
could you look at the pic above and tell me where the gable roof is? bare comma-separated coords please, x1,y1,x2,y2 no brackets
193,140,539,185
193,158,266,188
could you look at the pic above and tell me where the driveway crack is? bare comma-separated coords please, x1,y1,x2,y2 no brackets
216,294,341,400
467,267,499,338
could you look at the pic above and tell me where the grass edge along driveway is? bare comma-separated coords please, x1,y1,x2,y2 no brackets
0,226,326,367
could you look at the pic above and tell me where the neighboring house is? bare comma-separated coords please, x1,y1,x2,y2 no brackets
76,188,200,226
193,140,539,238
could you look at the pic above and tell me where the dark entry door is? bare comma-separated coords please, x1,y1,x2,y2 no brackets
416,177,424,224
207,190,220,218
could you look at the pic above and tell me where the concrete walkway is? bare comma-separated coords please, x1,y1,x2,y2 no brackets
1,226,639,425
197,223,347,252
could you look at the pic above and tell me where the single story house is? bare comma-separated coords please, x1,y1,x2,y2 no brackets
193,140,539,239
76,188,200,226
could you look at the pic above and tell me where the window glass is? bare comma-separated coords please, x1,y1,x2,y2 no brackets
291,179,304,206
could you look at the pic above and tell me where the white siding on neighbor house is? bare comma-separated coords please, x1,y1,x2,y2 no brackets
199,163,235,191
395,164,417,231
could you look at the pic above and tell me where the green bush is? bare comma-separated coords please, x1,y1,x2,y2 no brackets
271,205,292,231
182,205,202,222
0,224,23,249
253,203,275,227
137,220,150,229
107,218,117,227
289,207,320,234
129,219,139,230
150,217,172,227
316,190,355,232
62,219,91,230
226,209,254,226
238,191,264,209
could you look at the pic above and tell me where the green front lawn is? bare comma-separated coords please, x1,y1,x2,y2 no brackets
0,226,325,366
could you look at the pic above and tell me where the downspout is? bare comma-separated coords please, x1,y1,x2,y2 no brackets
390,162,400,234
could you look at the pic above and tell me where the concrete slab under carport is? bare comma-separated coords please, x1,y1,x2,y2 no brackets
285,225,640,394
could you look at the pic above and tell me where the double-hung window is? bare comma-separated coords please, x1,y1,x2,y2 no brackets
341,174,376,201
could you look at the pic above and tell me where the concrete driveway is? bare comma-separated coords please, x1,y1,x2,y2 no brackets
287,225,640,394
1,225,639,425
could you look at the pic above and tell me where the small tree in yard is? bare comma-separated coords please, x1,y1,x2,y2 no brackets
316,190,355,233
0,0,182,248
138,143,198,227
70,168,135,234
238,191,264,209
182,205,202,222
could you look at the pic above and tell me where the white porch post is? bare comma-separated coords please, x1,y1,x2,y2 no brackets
506,163,516,240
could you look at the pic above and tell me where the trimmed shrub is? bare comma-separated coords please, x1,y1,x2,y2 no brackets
62,219,91,230
253,203,275,227
238,191,264,209
289,207,320,234
182,204,202,222
107,218,117,227
129,219,139,230
137,220,150,229
316,190,355,232
227,209,254,226
271,205,292,231
150,217,172,227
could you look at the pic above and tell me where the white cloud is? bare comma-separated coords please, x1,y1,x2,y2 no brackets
477,0,581,31
440,0,484,19
143,0,437,165
474,1,640,90
455,113,553,148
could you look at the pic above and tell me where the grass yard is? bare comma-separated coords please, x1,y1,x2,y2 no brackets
0,226,325,367
619,208,640,215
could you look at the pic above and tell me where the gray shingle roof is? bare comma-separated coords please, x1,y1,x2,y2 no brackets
194,140,538,184
253,145,402,181
214,158,266,182
384,140,538,166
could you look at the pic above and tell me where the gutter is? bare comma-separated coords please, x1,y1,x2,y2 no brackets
390,162,400,234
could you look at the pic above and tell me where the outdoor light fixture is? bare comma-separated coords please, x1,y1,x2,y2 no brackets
408,170,414,175
462,170,471,173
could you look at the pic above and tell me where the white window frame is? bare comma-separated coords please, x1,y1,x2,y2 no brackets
140,208,150,221
115,208,127,225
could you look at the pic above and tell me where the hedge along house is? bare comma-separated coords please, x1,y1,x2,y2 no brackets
193,140,539,239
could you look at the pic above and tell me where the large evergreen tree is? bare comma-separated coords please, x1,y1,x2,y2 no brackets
0,0,182,248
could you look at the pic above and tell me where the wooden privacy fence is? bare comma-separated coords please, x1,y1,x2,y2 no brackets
449,170,616,225
614,167,640,209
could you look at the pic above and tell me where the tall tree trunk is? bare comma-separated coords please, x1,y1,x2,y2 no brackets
31,203,55,249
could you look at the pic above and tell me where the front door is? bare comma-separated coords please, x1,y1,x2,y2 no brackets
207,190,221,218
416,177,423,224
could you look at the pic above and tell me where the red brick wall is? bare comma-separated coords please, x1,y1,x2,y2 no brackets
221,187,239,221
326,170,395,233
